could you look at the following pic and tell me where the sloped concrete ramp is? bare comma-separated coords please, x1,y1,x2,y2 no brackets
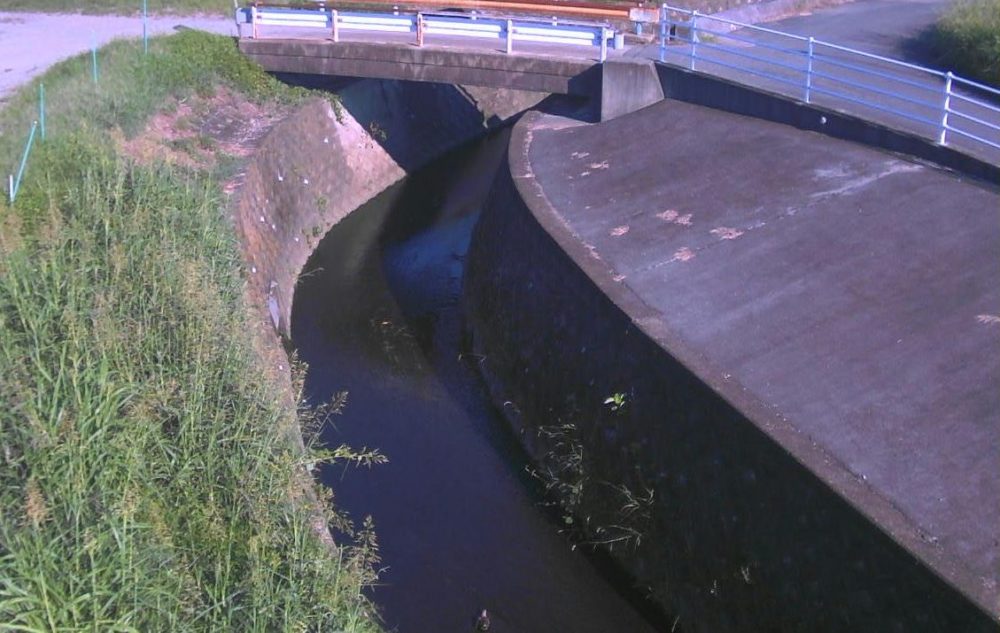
508,98,999,627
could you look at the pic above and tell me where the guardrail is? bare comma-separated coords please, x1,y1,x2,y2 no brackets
657,3,1000,161
247,0,634,20
236,6,616,60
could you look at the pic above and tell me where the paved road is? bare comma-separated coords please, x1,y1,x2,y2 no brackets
745,0,950,61
0,11,235,103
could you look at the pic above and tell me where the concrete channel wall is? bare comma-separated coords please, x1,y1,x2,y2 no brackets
233,79,547,340
462,111,998,632
229,78,546,544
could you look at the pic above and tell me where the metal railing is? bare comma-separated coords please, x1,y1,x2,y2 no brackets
236,5,616,60
658,4,1000,162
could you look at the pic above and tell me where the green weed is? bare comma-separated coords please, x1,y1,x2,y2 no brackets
0,0,233,16
933,0,1000,85
0,31,382,632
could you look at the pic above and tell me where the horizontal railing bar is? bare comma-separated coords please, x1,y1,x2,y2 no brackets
951,74,1000,98
514,32,598,45
946,108,1000,134
811,53,943,94
339,22,412,31
695,40,807,75
944,124,1000,150
426,26,500,37
425,21,502,31
340,15,412,24
810,69,940,110
809,85,941,127
515,27,597,39
949,90,1000,115
812,39,946,77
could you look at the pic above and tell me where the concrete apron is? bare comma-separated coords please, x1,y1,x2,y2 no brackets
461,99,999,631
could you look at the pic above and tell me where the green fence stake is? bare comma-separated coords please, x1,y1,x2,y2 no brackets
91,33,99,83
12,121,39,203
39,83,45,140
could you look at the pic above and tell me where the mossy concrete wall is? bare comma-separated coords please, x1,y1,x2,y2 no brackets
233,80,547,340
228,79,547,528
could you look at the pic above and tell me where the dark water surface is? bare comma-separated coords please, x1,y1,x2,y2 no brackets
291,130,659,633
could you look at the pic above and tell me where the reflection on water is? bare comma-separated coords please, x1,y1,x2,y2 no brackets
291,130,660,633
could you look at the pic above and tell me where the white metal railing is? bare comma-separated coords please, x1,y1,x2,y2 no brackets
237,6,615,61
658,3,1000,161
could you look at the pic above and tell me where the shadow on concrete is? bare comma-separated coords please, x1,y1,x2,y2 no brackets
273,72,598,169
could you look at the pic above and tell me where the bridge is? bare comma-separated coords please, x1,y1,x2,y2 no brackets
236,2,1000,629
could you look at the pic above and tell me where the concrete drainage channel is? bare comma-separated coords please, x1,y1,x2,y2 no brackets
233,77,679,631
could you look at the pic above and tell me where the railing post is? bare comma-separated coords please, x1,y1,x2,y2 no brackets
659,4,667,51
600,28,608,62
331,9,339,42
39,83,45,141
12,121,38,204
505,19,513,54
416,13,424,47
91,32,99,83
938,71,953,145
142,0,148,54
804,36,814,103
250,5,258,39
689,10,698,71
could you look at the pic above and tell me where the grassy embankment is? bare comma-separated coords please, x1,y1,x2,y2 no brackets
932,0,1000,86
0,32,383,631
0,0,233,14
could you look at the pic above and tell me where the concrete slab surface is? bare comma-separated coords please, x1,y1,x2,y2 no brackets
522,98,1000,614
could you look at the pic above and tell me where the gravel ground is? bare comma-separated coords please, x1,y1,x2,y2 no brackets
0,11,237,103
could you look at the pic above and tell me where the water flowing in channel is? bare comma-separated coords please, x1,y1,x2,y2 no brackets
291,129,661,633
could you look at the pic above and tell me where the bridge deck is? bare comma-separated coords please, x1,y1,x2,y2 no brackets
239,37,605,94
519,99,1000,615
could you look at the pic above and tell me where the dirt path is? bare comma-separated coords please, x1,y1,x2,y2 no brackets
0,11,236,104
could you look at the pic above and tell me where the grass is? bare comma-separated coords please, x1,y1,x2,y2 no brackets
932,0,1000,86
0,32,382,631
0,0,233,15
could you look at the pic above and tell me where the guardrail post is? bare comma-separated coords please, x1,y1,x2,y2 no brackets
505,20,513,54
8,175,13,205
91,32,99,83
689,11,698,71
39,83,45,141
142,0,148,54
250,5,258,39
659,4,667,50
331,9,339,42
12,121,38,204
804,37,814,103
938,71,953,145
416,13,424,47
600,28,608,62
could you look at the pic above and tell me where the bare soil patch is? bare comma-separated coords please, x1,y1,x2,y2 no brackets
118,87,287,185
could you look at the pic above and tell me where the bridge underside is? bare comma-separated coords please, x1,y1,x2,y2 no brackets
238,39,602,96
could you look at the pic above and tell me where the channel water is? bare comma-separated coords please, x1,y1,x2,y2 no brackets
291,128,661,633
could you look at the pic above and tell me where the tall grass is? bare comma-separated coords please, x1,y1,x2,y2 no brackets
0,32,381,631
0,0,232,15
933,0,1000,86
